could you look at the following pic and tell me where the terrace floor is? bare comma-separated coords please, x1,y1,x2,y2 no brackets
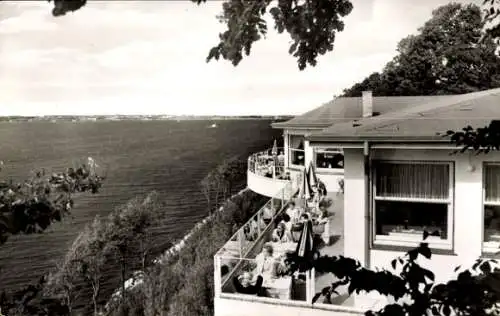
312,192,355,307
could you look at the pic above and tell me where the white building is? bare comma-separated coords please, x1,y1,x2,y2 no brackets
215,88,500,315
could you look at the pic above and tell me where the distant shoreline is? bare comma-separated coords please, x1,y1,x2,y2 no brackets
0,115,294,123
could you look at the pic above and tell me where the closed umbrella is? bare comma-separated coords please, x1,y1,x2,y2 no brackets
271,139,278,178
307,162,318,188
271,139,278,156
298,168,313,202
294,219,315,272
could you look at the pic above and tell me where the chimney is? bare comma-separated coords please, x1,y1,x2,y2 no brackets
362,90,373,118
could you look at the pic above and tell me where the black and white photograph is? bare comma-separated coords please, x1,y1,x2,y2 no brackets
2,0,500,315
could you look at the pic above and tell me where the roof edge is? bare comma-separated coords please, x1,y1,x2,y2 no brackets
306,135,452,143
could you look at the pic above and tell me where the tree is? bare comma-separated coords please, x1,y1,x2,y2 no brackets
200,156,246,212
44,0,500,71
104,192,165,306
47,216,111,316
285,241,500,316
0,276,69,316
0,158,105,246
46,0,352,70
343,3,500,97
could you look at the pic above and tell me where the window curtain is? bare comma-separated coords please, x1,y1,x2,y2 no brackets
375,163,449,200
289,135,304,149
485,164,500,202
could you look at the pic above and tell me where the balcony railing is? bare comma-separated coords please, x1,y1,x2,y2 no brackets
214,186,363,314
248,147,289,180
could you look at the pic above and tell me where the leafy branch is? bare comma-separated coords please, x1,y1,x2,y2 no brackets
0,159,106,245
286,242,500,316
445,120,500,154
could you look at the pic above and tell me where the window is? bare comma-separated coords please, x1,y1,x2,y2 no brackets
373,161,453,249
315,148,344,170
483,164,500,253
289,135,305,166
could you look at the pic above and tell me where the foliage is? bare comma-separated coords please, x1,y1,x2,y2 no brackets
0,276,69,316
482,0,500,40
108,189,267,316
343,3,500,97
206,0,353,70
0,158,105,246
44,191,164,316
286,242,500,316
201,156,246,211
46,216,112,315
104,191,164,304
47,0,352,70
445,120,500,154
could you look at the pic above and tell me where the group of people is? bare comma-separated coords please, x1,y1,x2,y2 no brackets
234,181,332,296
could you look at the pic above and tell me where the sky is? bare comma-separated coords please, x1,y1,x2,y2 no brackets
0,0,476,116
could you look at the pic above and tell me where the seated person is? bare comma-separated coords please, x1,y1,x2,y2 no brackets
279,213,292,234
233,271,263,295
255,244,277,282
299,213,310,224
317,180,327,196
286,201,303,225
244,219,259,241
262,204,275,225
311,203,329,224
272,222,293,243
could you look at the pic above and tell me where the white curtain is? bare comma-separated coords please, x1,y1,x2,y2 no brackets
289,135,304,149
485,164,500,202
375,162,449,200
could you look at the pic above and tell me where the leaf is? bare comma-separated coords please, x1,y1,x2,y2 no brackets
480,260,492,274
312,292,321,303
454,265,461,272
442,304,451,316
391,259,397,269
423,230,429,240
288,42,298,54
408,249,419,261
418,243,432,259
423,268,435,282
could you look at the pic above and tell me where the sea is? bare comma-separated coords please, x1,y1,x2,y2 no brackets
0,119,281,295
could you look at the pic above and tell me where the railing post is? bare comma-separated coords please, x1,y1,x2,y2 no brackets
257,211,261,235
238,229,244,257
306,268,315,304
214,255,222,297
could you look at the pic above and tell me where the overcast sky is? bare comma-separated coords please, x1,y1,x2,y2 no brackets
0,0,475,116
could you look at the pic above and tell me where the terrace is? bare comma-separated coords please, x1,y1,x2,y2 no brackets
213,183,365,316
247,147,293,198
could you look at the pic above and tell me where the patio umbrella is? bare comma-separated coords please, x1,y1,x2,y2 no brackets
271,139,278,156
294,219,315,272
307,162,318,188
298,168,313,201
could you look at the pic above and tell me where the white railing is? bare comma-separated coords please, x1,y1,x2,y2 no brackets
248,147,289,180
214,183,358,313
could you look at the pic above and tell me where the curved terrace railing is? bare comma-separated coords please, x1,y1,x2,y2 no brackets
247,147,289,181
214,187,364,315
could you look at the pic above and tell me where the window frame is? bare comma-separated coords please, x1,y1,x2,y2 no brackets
482,162,500,253
288,134,305,168
371,160,455,250
314,148,344,173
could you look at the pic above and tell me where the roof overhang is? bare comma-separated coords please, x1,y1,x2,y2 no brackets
306,134,450,143
271,122,333,129
308,137,460,150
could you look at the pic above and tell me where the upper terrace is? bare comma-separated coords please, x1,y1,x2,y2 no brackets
213,183,366,316
247,147,292,197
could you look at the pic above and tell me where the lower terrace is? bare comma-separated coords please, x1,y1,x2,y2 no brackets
214,184,364,316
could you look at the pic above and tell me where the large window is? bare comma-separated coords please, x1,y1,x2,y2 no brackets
289,135,305,167
373,161,453,249
483,164,500,253
315,148,344,170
